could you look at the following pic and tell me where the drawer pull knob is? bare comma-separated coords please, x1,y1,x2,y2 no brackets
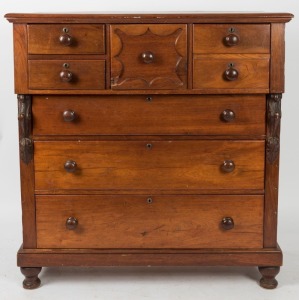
221,217,234,230
60,70,73,82
221,160,235,173
63,110,76,122
59,33,73,46
224,34,239,47
141,51,155,64
66,217,78,230
64,160,77,173
221,109,235,122
224,67,239,81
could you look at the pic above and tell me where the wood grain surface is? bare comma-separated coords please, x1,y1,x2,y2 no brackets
32,95,266,136
34,140,265,191
36,195,263,249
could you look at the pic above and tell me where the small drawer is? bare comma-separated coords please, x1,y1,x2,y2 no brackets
193,57,269,90
36,195,263,249
28,24,105,54
28,60,105,90
32,95,266,136
34,140,265,192
110,24,187,89
193,24,270,54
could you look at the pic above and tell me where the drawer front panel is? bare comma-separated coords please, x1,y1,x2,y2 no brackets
111,24,187,89
193,58,269,89
36,195,264,249
193,24,270,54
34,141,265,191
28,24,105,54
32,95,266,136
28,60,105,90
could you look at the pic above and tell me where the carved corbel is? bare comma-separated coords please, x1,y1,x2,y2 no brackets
266,94,282,164
18,95,33,164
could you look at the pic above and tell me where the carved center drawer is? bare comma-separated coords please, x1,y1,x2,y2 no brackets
110,24,187,89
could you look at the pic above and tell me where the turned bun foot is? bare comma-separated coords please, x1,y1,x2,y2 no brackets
20,267,42,289
258,266,280,289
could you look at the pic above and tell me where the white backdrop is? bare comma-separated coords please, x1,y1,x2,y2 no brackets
0,1,298,299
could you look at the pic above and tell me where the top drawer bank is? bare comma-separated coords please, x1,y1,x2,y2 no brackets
11,20,277,93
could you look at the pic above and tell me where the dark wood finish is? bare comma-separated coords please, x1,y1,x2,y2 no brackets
34,140,265,191
28,60,105,90
17,246,283,267
221,160,235,173
193,24,270,54
270,24,286,93
36,195,263,249
65,217,78,230
13,24,28,94
18,95,32,164
28,24,105,54
221,109,235,122
6,12,292,288
111,24,187,89
32,95,266,136
221,217,234,230
63,160,77,173
193,56,269,90
258,266,280,289
264,94,282,247
20,267,42,289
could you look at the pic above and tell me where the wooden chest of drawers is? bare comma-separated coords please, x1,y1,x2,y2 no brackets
5,12,293,289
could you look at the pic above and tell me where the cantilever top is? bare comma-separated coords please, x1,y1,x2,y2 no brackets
5,12,294,24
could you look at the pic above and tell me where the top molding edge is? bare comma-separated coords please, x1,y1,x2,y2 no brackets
4,12,294,24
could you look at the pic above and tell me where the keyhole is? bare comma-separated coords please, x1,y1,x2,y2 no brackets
146,143,152,150
147,197,153,204
62,27,69,33
228,27,235,33
63,63,69,69
228,62,234,68
145,96,152,102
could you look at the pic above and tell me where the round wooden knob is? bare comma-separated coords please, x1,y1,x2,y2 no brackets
60,70,73,82
141,51,154,64
64,160,77,173
63,110,76,122
224,67,239,81
221,160,235,173
221,109,235,122
59,33,73,46
224,34,239,47
221,217,234,230
66,217,78,230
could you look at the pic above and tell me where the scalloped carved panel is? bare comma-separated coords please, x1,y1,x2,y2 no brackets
111,24,187,89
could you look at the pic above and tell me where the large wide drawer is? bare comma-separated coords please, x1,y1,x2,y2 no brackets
32,95,266,136
28,24,105,54
36,195,264,249
28,60,105,90
34,140,265,192
193,24,270,54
